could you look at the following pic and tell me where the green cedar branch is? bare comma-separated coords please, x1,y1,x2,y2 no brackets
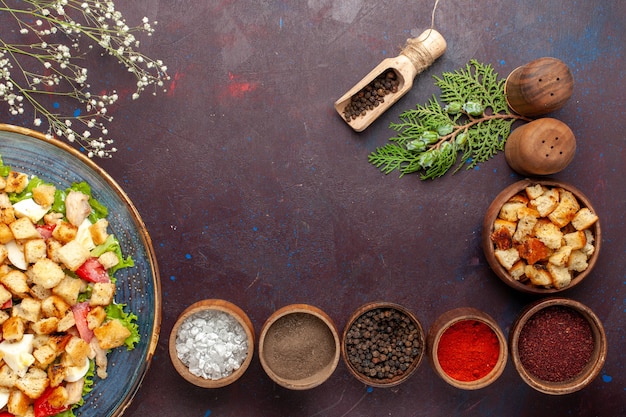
368,59,530,180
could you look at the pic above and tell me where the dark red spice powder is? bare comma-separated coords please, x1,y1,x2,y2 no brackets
437,320,500,382
517,305,594,382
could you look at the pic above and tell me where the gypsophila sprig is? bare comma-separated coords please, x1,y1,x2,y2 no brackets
0,0,170,157
368,60,530,180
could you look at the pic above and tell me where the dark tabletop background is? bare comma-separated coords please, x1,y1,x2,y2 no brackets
4,0,626,416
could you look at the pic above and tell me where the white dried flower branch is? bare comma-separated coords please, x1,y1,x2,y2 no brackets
0,0,169,157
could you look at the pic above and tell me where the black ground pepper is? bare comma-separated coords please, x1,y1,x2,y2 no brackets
342,70,400,121
345,307,422,381
518,305,594,382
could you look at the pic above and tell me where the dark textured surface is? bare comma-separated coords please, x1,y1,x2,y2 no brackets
4,1,626,416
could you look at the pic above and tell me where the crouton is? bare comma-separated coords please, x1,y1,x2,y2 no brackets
509,260,527,281
532,187,560,217
548,189,580,228
563,230,587,250
45,239,63,264
23,239,47,264
512,207,539,243
31,184,56,208
0,224,13,244
51,276,83,306
0,310,9,326
41,295,71,319
43,385,68,409
31,258,65,289
517,237,551,265
0,245,6,265
89,219,109,245
56,240,90,271
47,363,66,388
494,248,520,270
98,251,119,270
31,317,59,335
0,366,17,390
0,270,29,298
525,184,546,200
12,297,41,323
33,344,58,369
2,316,25,342
28,284,52,301
51,221,77,244
89,282,115,307
549,245,572,267
524,264,552,287
493,218,517,236
582,229,595,257
16,367,49,399
7,388,30,416
4,171,28,194
533,219,563,250
568,250,589,272
0,284,12,307
547,263,572,289
9,217,40,241
64,336,91,366
0,206,16,225
499,200,526,222
87,306,106,330
490,227,513,250
571,207,599,231
94,319,131,350
56,312,76,333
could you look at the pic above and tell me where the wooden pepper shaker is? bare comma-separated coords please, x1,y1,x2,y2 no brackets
505,57,574,117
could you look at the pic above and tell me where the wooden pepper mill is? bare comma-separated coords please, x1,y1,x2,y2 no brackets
505,57,574,117
504,117,576,176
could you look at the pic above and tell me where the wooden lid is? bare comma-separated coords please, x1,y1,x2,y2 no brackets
505,57,574,117
505,118,576,176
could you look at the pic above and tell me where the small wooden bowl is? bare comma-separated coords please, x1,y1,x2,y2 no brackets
169,299,254,388
509,297,607,395
505,57,574,117
258,304,340,390
426,308,508,390
505,118,576,176
482,179,601,294
342,302,425,388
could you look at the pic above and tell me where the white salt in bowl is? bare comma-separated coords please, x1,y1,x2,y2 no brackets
169,299,255,388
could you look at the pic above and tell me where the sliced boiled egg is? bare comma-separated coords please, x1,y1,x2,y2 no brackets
75,218,95,252
5,240,27,270
64,356,91,382
0,334,35,377
12,198,50,223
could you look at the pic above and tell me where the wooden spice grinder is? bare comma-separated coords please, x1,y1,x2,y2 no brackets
504,117,576,176
334,29,446,132
505,57,574,117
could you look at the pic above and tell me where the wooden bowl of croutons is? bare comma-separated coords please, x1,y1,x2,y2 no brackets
482,179,601,294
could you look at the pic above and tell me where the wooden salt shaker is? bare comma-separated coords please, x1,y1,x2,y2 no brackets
505,57,574,117
334,29,446,132
504,118,576,176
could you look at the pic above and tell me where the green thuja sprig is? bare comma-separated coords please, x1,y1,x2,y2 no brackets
368,59,530,180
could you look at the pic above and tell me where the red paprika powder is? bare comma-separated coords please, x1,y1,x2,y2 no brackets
436,319,500,381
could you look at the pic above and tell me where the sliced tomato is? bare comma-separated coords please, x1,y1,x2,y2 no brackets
76,257,111,283
0,412,15,417
1,298,12,309
72,301,94,342
36,223,56,239
34,387,70,417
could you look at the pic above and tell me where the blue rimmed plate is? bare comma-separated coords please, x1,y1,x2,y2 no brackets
0,124,161,417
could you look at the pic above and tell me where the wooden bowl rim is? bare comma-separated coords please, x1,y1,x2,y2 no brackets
508,297,607,395
482,178,601,294
341,301,425,388
258,304,341,390
168,299,255,388
426,307,508,390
